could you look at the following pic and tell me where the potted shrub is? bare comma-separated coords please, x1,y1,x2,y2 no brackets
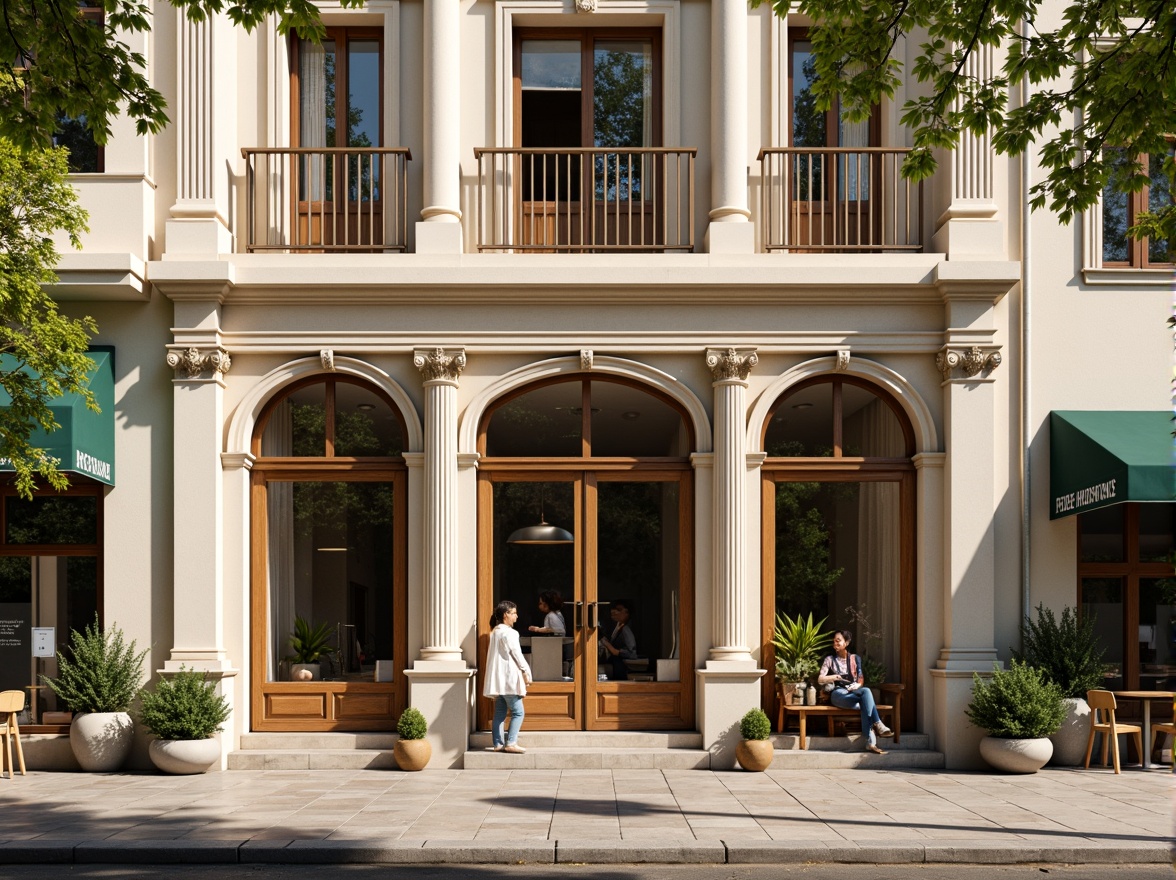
139,668,231,774
1012,603,1106,766
967,659,1065,773
41,615,147,771
288,616,334,681
394,707,432,770
772,612,831,705
735,708,774,771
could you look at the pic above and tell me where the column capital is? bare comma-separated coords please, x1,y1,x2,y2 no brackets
167,346,232,382
414,347,467,382
706,347,758,382
936,345,1001,384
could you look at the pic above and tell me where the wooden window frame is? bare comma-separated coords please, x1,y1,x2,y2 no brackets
786,28,880,150
290,27,385,151
1101,146,1175,269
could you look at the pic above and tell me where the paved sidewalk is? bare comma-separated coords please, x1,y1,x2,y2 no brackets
0,766,1171,866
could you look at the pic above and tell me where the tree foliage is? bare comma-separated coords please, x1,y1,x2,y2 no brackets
0,0,362,151
750,0,1176,241
0,137,96,498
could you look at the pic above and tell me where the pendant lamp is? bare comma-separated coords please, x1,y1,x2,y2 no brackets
507,487,573,544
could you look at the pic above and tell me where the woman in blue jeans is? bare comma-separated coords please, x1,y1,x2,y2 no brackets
817,629,893,754
484,600,532,753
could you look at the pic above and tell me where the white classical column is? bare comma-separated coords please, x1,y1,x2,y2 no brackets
930,43,1005,258
418,0,463,253
164,297,234,677
706,0,753,254
166,14,235,255
413,347,467,665
705,347,757,665
930,286,1005,769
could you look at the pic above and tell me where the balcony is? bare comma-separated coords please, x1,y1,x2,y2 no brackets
474,147,696,253
758,148,923,253
241,148,411,253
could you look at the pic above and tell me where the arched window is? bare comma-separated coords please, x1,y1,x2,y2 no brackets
477,376,695,731
761,375,915,727
250,376,407,731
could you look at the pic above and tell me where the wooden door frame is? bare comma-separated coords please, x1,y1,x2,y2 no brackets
249,464,407,731
475,466,694,731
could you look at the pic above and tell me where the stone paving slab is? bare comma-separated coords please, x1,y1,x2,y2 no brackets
0,766,1170,865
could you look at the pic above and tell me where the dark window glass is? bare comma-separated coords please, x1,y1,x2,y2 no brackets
5,496,98,545
765,384,833,457
486,383,583,457
53,113,100,173
1082,577,1123,690
1139,577,1176,692
1139,504,1175,563
590,382,686,456
1078,505,1125,563
333,384,404,457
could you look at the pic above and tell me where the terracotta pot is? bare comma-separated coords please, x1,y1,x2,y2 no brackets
70,712,135,772
735,739,774,772
394,737,432,771
979,735,1053,773
149,738,221,774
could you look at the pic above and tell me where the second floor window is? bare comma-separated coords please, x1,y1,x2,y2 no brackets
292,28,383,202
1102,146,1174,268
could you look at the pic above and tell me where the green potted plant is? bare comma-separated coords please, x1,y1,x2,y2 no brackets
394,706,431,770
41,615,147,771
772,612,831,705
139,668,231,774
288,616,334,681
735,708,774,771
967,659,1066,773
1012,603,1107,766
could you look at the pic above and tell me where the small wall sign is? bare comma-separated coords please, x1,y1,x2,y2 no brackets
32,627,56,658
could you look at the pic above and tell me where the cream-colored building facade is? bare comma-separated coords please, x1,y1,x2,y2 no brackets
25,0,1172,771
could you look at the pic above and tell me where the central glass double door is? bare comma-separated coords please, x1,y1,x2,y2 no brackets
478,471,693,730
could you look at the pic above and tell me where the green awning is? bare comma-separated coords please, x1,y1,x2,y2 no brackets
1049,411,1173,519
0,350,115,486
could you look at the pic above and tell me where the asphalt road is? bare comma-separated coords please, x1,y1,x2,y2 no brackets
2,864,1168,880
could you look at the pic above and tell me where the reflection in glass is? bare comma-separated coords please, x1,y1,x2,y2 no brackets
1139,577,1176,691
1102,148,1130,264
494,481,575,681
5,496,98,545
333,384,404,457
267,481,395,683
774,481,900,683
590,382,687,456
1147,151,1174,264
596,481,679,680
1083,577,1124,690
0,555,97,718
765,384,833,456
1079,506,1125,562
1139,505,1175,562
486,383,583,457
842,386,905,457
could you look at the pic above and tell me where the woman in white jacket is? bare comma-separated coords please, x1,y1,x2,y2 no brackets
484,599,532,753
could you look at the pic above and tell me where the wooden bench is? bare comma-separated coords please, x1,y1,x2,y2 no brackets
778,683,904,750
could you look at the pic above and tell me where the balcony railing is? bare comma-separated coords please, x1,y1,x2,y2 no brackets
242,147,411,253
758,148,923,253
474,147,696,253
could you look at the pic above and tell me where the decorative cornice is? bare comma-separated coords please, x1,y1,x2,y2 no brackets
320,349,335,371
414,347,467,382
167,346,231,379
935,346,1001,381
581,349,594,370
706,347,758,381
834,349,851,371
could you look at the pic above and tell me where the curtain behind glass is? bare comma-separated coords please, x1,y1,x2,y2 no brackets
264,401,294,680
299,40,330,201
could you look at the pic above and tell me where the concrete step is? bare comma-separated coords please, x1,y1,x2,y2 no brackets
468,730,703,749
228,748,398,770
239,732,398,750
465,730,709,769
770,731,932,752
766,732,944,769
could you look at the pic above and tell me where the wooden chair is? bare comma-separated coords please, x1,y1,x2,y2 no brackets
0,690,27,779
1084,689,1142,773
1150,721,1176,765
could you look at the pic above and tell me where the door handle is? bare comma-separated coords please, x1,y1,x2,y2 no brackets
587,601,610,630
567,600,583,634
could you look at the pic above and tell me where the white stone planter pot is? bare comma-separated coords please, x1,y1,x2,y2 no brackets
70,712,135,772
149,738,222,774
979,735,1053,773
1049,697,1091,766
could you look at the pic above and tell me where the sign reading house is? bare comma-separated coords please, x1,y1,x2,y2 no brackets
1049,411,1174,520
0,350,115,486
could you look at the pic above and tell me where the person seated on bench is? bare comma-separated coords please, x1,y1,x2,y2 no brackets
599,599,636,680
818,629,894,754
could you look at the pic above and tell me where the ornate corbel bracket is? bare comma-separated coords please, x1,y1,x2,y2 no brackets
575,0,598,12
414,347,467,382
936,346,1001,382
167,346,232,380
706,347,758,382
834,349,851,371
320,349,336,371
581,349,594,371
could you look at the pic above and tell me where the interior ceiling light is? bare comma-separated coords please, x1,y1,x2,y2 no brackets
621,411,640,420
357,403,376,411
792,402,814,410
316,547,349,552
507,486,574,544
